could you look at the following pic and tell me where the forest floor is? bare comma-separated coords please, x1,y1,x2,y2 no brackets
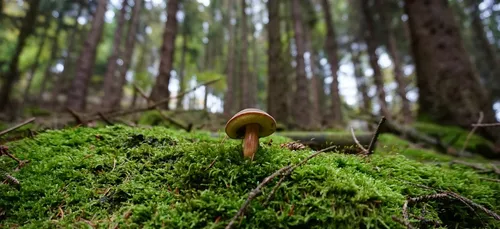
0,112,500,228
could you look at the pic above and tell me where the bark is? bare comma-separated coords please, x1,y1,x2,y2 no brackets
223,0,236,117
149,0,180,109
350,44,372,113
51,3,83,108
250,19,258,109
404,0,500,146
266,0,289,125
304,26,321,129
38,14,64,101
22,22,49,105
291,0,312,129
101,0,128,110
321,0,343,127
376,0,412,124
239,0,251,109
203,86,209,111
65,0,107,112
0,0,40,111
114,0,142,110
176,28,187,110
360,0,391,119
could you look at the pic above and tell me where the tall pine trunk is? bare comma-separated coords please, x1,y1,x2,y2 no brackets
321,0,343,126
361,0,391,119
266,0,288,124
304,24,321,129
224,0,236,117
51,4,83,108
377,0,412,124
290,0,312,129
66,0,107,112
176,28,187,110
38,14,64,102
0,0,40,111
350,43,372,113
114,0,142,109
239,0,251,109
22,21,49,105
404,0,500,150
149,0,180,109
101,0,128,110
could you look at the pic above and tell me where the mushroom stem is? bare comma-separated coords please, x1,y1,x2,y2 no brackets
243,123,260,159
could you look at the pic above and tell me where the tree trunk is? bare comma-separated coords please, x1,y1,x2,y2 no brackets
149,0,180,109
360,0,391,119
101,0,128,110
321,0,343,127
66,0,107,112
466,0,500,99
22,21,49,105
239,0,251,109
404,0,500,147
113,0,142,110
304,25,321,130
38,14,64,102
376,0,412,124
290,0,312,129
266,0,288,125
350,44,372,113
203,86,209,111
250,18,258,109
176,28,187,110
0,0,40,111
223,0,236,117
50,3,83,108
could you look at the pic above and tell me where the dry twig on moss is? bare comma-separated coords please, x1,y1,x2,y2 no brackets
0,117,36,137
450,160,500,175
461,112,483,154
366,116,386,154
472,123,500,127
225,144,339,229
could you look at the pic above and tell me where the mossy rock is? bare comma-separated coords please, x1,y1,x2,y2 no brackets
0,126,499,228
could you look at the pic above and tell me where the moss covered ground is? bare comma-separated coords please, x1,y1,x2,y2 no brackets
0,125,499,228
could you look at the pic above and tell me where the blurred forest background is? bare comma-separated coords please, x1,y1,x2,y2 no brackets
0,0,500,147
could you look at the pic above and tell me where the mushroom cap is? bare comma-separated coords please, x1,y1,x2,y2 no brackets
225,108,277,139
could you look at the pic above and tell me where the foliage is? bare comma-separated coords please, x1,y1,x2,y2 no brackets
0,126,499,228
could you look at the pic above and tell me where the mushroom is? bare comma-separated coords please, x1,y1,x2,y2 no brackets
225,108,277,160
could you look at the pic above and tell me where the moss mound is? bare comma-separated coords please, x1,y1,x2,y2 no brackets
0,126,499,228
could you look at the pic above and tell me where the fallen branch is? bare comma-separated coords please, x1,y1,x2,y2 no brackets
400,191,500,228
0,117,36,137
86,78,221,121
66,107,86,125
0,146,29,169
366,116,385,155
480,177,500,183
472,123,500,127
350,127,368,153
461,112,483,154
97,112,113,125
225,144,339,229
450,160,500,175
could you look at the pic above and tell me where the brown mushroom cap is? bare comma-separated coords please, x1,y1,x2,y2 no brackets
225,108,277,139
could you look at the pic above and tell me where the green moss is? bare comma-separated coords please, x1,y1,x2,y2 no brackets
0,126,499,228
414,122,494,150
377,134,456,162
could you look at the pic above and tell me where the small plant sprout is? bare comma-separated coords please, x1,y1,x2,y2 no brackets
225,108,277,160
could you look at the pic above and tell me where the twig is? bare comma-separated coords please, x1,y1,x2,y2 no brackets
225,165,292,229
204,156,218,171
350,127,368,153
392,216,415,229
0,146,28,169
97,112,113,125
480,177,500,183
447,191,500,220
472,123,500,127
0,117,36,137
402,193,449,227
258,144,341,210
461,112,483,154
450,160,500,175
366,116,386,155
66,107,86,125
89,78,222,121
133,84,151,105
